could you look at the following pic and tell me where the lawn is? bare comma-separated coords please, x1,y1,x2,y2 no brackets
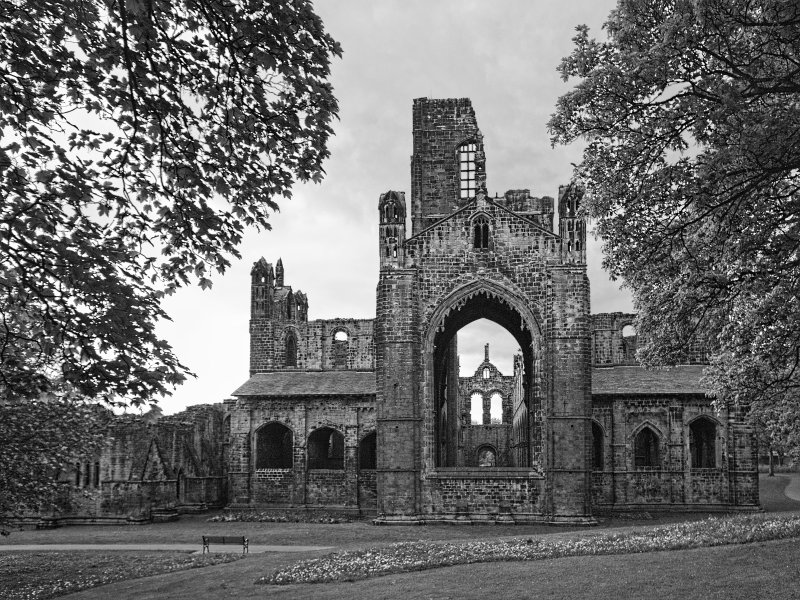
1,473,798,600
0,551,243,600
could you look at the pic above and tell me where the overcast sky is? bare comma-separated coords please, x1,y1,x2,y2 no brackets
154,0,632,415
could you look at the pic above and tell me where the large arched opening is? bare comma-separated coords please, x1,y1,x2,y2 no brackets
426,285,542,469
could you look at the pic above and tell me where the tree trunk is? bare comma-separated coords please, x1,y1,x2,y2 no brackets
768,445,775,477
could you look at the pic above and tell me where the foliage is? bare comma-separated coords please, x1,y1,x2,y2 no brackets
0,0,341,405
259,514,800,584
549,0,800,417
0,397,107,535
0,550,243,600
208,510,357,524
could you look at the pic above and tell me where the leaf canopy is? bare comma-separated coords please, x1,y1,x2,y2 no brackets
550,0,800,414
0,0,341,404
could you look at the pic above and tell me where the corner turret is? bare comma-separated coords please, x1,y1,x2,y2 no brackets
558,184,586,264
250,257,274,319
378,190,407,269
275,258,285,287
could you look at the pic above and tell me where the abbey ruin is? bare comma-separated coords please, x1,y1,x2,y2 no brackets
46,98,759,525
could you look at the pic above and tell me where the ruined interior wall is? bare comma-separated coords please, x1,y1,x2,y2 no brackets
591,312,708,366
51,405,225,522
226,396,376,510
590,396,759,511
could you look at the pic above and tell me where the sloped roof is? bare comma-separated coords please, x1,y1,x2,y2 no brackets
232,371,376,397
592,365,708,396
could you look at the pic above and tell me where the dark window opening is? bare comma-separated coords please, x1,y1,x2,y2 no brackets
459,142,477,199
308,427,344,470
84,462,91,487
634,427,660,468
473,217,489,249
75,463,81,487
94,462,100,487
255,422,293,469
592,422,604,470
690,418,717,468
358,432,377,470
285,334,297,367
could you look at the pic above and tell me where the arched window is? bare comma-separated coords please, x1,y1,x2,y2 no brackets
634,426,660,468
489,392,503,424
332,330,349,369
255,422,293,469
482,367,490,379
308,427,344,470
592,422,604,470
473,216,489,249
690,417,717,468
285,334,297,367
458,142,477,199
358,432,377,470
74,463,81,487
470,392,484,425
477,445,496,467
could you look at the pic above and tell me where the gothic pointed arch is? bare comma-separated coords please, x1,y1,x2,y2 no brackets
424,280,543,469
633,424,661,468
689,415,719,468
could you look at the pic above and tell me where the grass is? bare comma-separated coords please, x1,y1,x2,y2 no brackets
1,473,799,599
0,551,243,600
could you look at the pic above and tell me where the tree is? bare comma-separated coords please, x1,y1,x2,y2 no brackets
549,0,800,421
0,396,107,535
1,0,341,405
0,0,340,531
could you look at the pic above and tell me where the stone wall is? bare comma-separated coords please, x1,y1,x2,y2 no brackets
590,396,759,511
227,396,376,511
47,405,225,524
592,312,708,366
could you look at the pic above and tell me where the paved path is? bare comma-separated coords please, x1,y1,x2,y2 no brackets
0,543,332,554
783,473,800,502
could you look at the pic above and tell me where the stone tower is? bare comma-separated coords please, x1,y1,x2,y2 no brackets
375,98,594,524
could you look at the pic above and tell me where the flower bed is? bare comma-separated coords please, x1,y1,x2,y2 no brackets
208,510,357,524
258,514,800,585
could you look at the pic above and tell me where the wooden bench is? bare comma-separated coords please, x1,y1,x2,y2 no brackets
201,535,249,554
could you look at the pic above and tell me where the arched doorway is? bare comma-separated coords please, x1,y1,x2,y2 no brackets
427,285,542,469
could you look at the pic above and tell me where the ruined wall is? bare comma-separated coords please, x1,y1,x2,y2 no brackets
49,405,225,524
249,257,375,374
226,396,376,511
411,97,486,232
592,312,708,366
590,395,759,511
374,98,594,524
